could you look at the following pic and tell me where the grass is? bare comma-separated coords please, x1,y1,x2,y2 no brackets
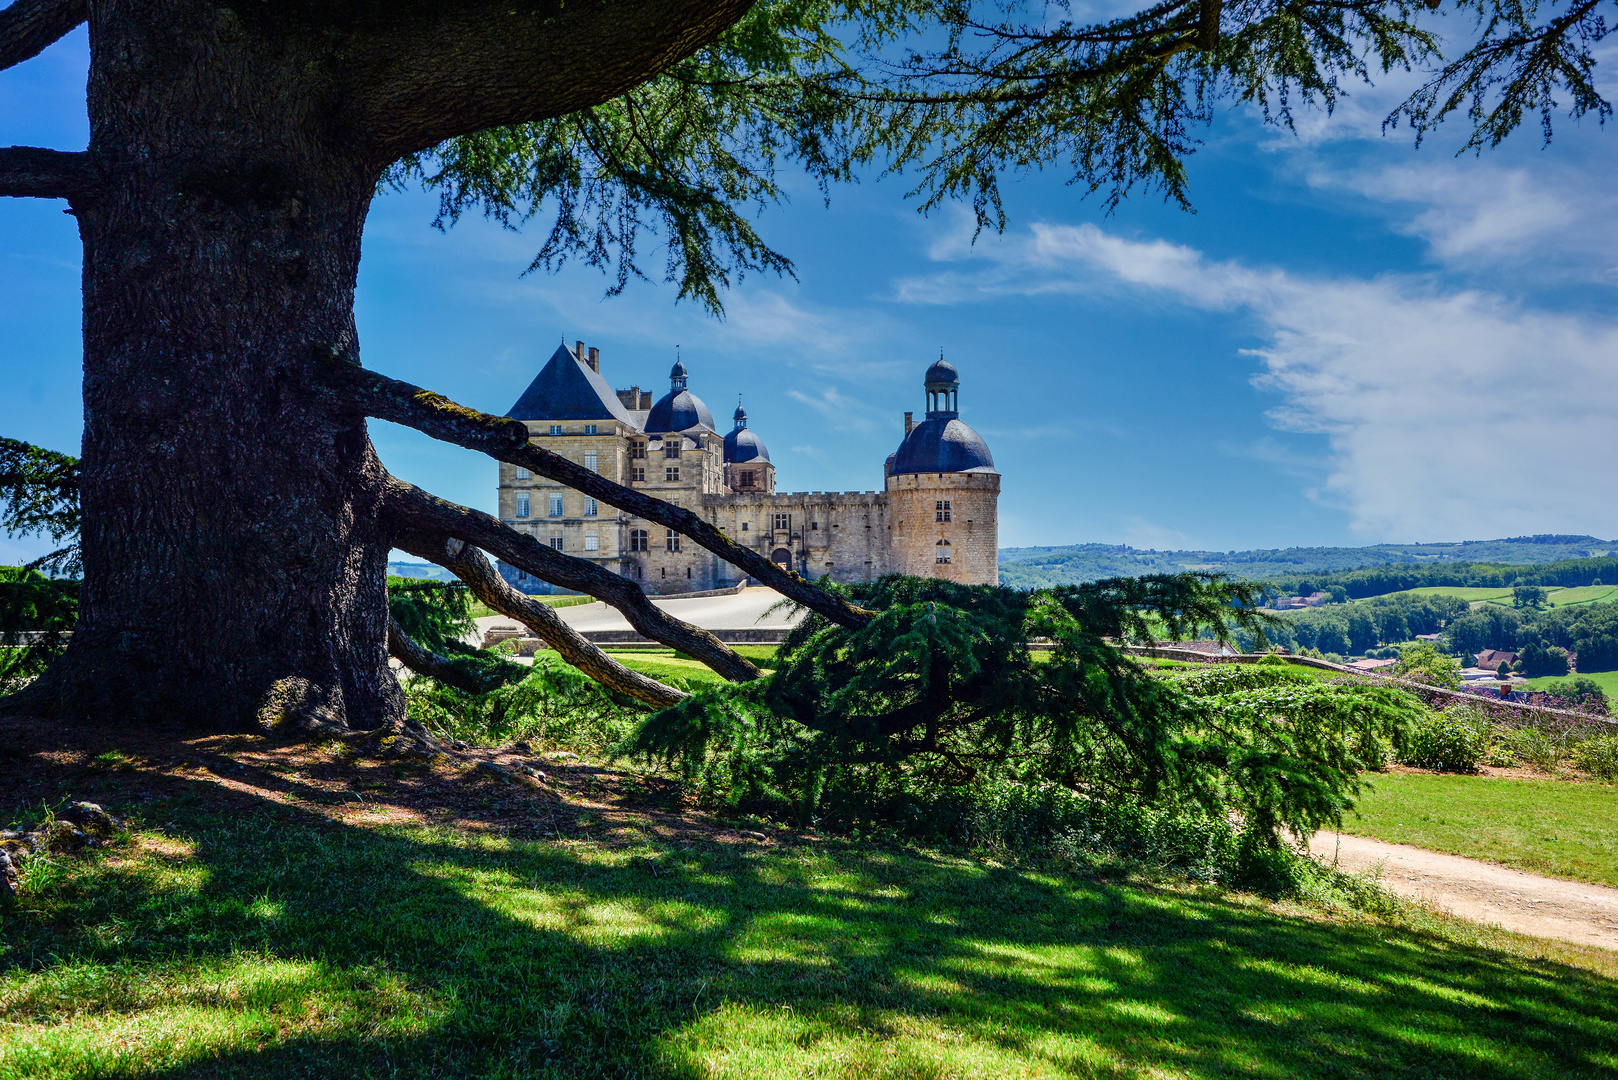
469,594,595,619
1521,669,1618,699
601,647,777,687
1356,585,1618,609
1340,772,1618,887
5,790,1618,1079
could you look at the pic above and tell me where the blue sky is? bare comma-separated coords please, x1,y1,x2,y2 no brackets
4,26,1617,564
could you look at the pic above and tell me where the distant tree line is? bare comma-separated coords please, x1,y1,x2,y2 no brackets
1263,556,1618,601
1234,593,1470,659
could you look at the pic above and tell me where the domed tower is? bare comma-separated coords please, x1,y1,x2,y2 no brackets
723,401,775,493
885,358,1000,584
644,360,716,435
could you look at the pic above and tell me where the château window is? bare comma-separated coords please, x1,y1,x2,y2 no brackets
549,495,564,517
664,441,681,459
810,522,818,530
550,535,564,551
583,451,598,472
665,467,680,482
584,424,597,435
741,522,749,531
632,466,645,482
686,567,691,579
548,424,563,436
773,513,790,532
584,532,599,552
666,530,681,553
516,495,530,519
935,539,952,564
630,442,646,460
630,529,648,551
737,471,755,488
515,467,529,481
584,498,598,517
936,500,952,523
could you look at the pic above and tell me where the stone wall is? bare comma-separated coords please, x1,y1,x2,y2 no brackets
883,471,1000,585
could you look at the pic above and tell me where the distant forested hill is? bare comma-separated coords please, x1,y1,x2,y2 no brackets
998,536,1618,590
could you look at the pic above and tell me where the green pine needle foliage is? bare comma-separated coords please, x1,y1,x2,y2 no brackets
623,574,1426,850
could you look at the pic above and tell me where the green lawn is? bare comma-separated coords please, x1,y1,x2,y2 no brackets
4,798,1618,1079
1355,585,1618,609
1521,669,1618,699
601,647,777,687
1340,772,1618,886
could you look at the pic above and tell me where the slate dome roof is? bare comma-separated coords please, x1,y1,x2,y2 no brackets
645,359,715,433
724,405,770,463
645,389,714,433
925,358,960,386
891,417,995,475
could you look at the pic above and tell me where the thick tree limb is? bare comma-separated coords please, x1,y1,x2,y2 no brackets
317,350,874,630
0,0,83,73
0,146,95,200
396,529,686,709
339,0,759,161
387,615,496,696
381,475,762,683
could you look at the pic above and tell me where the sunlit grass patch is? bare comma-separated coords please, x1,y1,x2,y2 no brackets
3,799,1618,1078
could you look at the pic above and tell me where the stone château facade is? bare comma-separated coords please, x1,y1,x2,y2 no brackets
497,341,999,594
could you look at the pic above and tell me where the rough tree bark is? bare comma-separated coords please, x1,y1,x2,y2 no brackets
1,0,756,732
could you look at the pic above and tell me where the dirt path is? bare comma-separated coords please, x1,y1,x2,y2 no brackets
1309,831,1618,950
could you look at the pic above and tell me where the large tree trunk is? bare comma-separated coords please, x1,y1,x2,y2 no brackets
28,1,400,731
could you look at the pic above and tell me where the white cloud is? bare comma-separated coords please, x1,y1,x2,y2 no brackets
786,386,886,433
903,220,1618,541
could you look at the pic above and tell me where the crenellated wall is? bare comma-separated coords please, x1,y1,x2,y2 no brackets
884,472,1000,585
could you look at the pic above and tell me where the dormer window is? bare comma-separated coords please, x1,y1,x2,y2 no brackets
664,441,681,459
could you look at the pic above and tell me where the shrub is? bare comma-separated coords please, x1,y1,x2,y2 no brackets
406,657,652,753
1570,735,1618,782
1398,709,1486,772
1393,641,1460,688
1499,727,1561,772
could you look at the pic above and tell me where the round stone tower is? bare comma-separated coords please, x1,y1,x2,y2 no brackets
885,359,1000,585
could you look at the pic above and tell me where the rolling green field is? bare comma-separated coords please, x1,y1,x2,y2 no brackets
1340,773,1618,887
5,798,1618,1079
1348,584,1618,612
602,646,777,687
1520,669,1618,699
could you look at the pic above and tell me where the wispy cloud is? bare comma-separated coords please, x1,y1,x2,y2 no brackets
902,219,1618,540
785,386,887,433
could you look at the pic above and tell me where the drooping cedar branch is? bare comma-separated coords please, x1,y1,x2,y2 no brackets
381,475,762,684
0,0,83,73
396,529,686,709
341,0,759,161
317,350,874,630
386,615,494,696
0,146,95,200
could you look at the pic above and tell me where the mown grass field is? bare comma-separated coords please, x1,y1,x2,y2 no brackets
5,779,1618,1080
1340,772,1618,887
1359,585,1618,609
1521,669,1618,698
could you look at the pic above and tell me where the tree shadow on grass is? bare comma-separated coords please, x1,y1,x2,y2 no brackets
3,771,1618,1079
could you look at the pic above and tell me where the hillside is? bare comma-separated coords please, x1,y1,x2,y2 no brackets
998,536,1618,590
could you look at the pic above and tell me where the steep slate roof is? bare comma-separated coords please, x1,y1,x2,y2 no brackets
507,344,640,427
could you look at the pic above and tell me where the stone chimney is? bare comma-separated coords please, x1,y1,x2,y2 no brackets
574,340,586,364
587,346,600,372
904,411,914,436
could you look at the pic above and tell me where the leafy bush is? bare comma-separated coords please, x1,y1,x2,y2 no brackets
405,656,652,753
1570,735,1618,782
1393,641,1460,688
1398,709,1486,772
1499,726,1562,772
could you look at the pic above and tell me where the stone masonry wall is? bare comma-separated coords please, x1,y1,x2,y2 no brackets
884,472,1000,585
